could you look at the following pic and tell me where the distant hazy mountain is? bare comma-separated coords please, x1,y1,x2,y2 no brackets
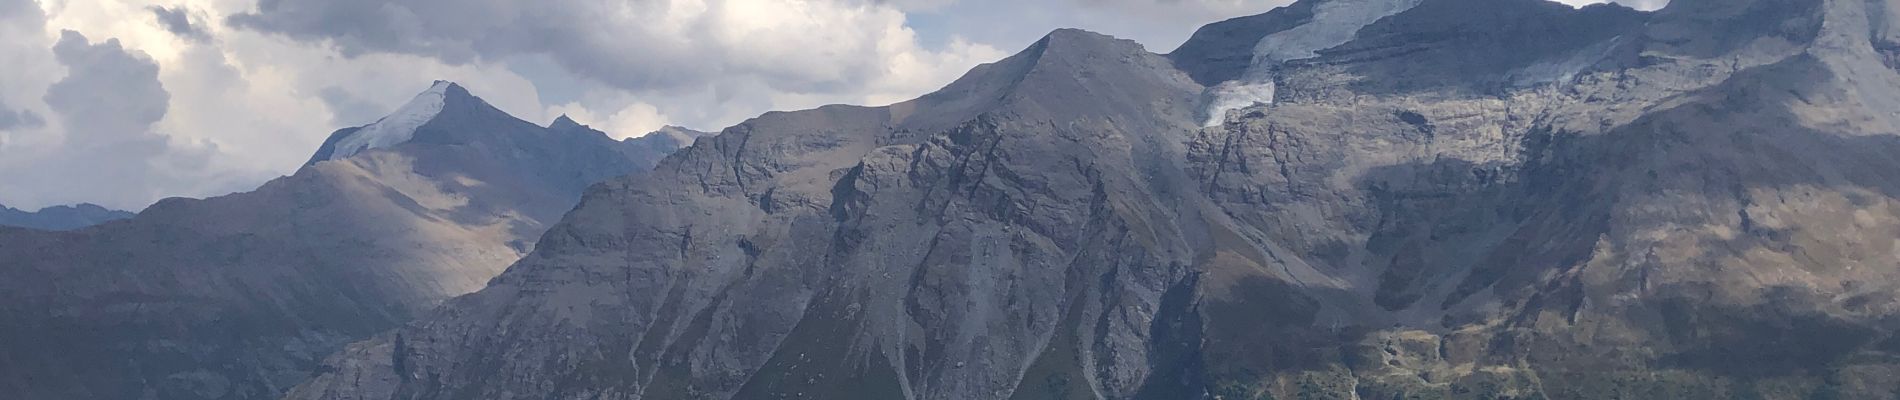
0,81,692,400
0,203,132,231
287,0,1900,398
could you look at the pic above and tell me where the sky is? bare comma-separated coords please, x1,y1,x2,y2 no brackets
0,0,1664,211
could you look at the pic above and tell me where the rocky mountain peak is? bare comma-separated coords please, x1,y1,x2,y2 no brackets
547,113,585,131
894,27,1201,132
303,80,499,165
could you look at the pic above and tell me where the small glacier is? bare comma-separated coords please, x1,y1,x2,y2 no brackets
1201,0,1427,127
1251,0,1426,64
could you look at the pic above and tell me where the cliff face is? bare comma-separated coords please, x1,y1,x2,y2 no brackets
0,83,687,400
291,0,1900,399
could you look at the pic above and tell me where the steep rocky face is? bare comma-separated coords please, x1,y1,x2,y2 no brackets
0,83,686,400
0,203,133,231
1186,0,1900,397
291,0,1900,399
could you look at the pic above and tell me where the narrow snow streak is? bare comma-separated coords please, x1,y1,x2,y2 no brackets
329,81,453,160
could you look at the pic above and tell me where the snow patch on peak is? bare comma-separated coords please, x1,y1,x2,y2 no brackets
328,81,453,160
1251,0,1425,64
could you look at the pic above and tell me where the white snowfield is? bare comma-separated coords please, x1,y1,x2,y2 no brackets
329,81,453,160
1200,0,1426,127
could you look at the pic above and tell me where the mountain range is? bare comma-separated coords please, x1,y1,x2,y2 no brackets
278,0,1900,398
0,203,133,231
6,0,1900,398
0,82,701,399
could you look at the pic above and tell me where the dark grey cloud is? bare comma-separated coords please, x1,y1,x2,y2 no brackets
227,0,725,92
0,99,43,131
149,5,210,42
